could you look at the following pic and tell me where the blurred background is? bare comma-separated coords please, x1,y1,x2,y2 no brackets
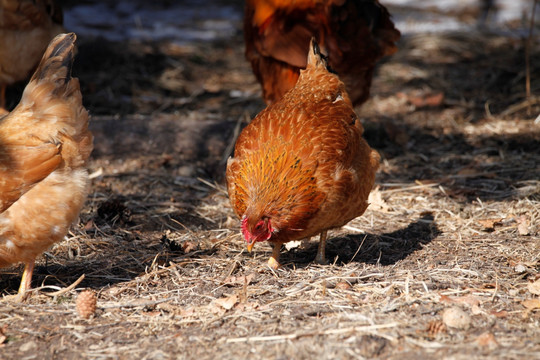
0,2,538,357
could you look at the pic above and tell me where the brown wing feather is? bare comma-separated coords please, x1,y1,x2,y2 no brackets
0,143,61,212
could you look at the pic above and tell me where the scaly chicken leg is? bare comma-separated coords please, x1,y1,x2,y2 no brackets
315,231,329,265
268,243,282,269
16,261,35,301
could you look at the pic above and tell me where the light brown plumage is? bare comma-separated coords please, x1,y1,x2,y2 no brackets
244,0,400,106
227,39,380,268
0,0,64,112
0,32,92,301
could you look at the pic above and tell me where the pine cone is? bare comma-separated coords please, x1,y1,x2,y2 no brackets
76,290,97,319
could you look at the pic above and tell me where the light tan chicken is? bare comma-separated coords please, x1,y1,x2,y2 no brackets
0,32,92,301
244,0,400,105
227,39,380,268
0,0,64,112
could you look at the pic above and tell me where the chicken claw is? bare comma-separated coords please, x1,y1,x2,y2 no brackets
268,256,281,270
268,243,282,269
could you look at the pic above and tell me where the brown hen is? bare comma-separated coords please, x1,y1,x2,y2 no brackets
244,0,400,106
0,33,92,301
0,0,64,112
227,39,380,268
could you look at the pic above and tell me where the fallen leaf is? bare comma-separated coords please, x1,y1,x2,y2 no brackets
368,187,390,212
0,325,7,346
528,279,540,295
439,294,452,303
182,241,198,253
235,301,259,312
474,332,498,349
223,274,255,286
335,282,352,290
213,294,238,310
83,220,95,231
178,307,197,318
517,216,530,236
471,304,483,315
522,298,540,310
406,91,445,108
439,294,482,307
477,218,503,231
490,310,509,318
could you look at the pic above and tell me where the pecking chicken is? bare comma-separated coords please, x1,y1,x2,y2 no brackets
227,38,380,268
0,32,92,301
0,0,64,113
244,0,400,106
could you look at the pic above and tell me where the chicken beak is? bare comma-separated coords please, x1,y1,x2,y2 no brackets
246,241,255,253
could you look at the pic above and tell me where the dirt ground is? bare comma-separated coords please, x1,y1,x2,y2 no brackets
1,1,540,359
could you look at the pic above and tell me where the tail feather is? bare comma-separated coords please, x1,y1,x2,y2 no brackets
30,32,75,85
307,38,337,75
17,32,92,168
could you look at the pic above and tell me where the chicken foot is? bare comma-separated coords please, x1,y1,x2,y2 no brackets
2,260,35,302
268,243,282,269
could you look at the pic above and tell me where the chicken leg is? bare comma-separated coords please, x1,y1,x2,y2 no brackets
315,231,329,265
15,261,35,302
268,243,282,269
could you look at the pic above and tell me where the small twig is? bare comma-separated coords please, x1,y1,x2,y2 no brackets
500,96,540,117
491,274,499,302
197,177,227,194
41,274,85,297
348,234,367,264
100,298,173,309
88,167,104,179
224,322,400,343
380,183,439,194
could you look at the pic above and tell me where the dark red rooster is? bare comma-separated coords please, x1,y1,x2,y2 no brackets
244,0,400,105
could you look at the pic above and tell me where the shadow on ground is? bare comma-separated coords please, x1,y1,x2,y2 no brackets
277,214,441,267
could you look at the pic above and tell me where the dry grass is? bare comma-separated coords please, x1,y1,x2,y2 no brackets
0,2,539,359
